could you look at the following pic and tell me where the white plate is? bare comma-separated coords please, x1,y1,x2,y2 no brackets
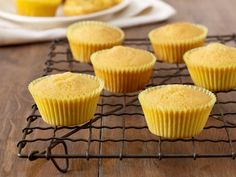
0,0,131,28
0,0,176,45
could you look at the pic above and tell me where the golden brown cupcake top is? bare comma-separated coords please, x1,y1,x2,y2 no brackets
63,0,122,16
67,21,124,44
91,46,156,68
140,85,214,110
184,43,236,67
149,22,207,42
29,72,102,99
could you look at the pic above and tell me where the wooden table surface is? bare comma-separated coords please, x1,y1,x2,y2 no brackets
1,0,236,176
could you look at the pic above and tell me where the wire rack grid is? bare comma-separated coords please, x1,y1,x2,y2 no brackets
17,34,236,173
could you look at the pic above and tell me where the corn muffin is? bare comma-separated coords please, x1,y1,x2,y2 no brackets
91,46,156,93
16,0,61,17
139,84,216,138
184,43,236,91
63,0,122,16
28,72,104,126
67,21,124,63
149,22,208,63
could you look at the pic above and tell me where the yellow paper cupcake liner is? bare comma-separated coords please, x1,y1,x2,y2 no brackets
91,50,156,93
67,21,125,63
16,0,61,17
184,50,236,91
148,25,208,64
28,74,104,126
93,67,153,93
139,85,216,138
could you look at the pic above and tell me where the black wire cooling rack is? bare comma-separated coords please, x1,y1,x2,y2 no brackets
17,34,236,173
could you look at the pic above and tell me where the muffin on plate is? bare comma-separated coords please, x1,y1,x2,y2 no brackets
91,46,156,93
184,43,236,91
139,84,216,138
28,72,104,126
67,21,124,63
148,22,208,64
63,0,122,16
16,0,61,17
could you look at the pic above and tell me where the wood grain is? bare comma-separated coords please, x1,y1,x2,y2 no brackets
1,0,236,176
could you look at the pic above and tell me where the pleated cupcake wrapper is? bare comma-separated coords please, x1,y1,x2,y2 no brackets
141,105,214,138
16,0,60,16
185,63,236,92
148,25,208,64
28,74,104,126
30,93,100,126
67,21,125,63
184,49,236,91
139,85,216,138
150,40,205,64
91,51,156,93
93,67,153,93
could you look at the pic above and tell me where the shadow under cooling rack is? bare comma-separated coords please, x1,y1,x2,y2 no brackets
17,34,236,173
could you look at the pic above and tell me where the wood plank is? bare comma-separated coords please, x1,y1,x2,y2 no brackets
99,0,236,177
0,43,100,176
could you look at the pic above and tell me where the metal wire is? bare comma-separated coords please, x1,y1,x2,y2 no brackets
17,34,236,173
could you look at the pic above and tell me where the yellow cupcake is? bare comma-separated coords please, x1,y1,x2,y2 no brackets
63,0,122,16
67,21,124,63
184,43,236,91
139,85,216,138
28,72,104,126
149,22,208,64
16,0,61,17
91,46,156,93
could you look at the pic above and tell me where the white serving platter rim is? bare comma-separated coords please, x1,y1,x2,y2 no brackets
0,0,131,23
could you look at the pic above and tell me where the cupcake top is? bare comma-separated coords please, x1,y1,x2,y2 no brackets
64,0,121,15
149,22,207,42
91,46,156,69
29,72,103,99
67,21,124,44
184,43,236,67
64,0,100,15
139,85,215,110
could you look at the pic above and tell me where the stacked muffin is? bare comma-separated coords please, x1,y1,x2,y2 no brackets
28,21,236,139
16,0,122,17
63,0,122,16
